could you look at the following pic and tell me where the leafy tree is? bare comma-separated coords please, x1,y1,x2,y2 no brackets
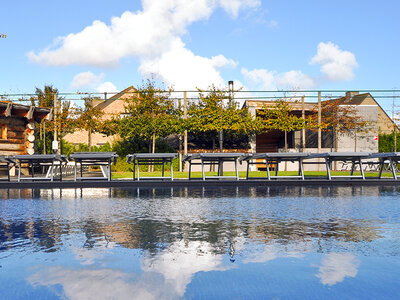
311,97,368,152
378,132,400,152
32,85,69,154
187,86,258,151
72,97,104,152
35,85,58,108
257,99,316,152
104,79,179,154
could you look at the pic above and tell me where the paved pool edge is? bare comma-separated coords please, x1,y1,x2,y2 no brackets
1,178,400,189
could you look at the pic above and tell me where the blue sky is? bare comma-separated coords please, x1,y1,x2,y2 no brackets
1,0,400,95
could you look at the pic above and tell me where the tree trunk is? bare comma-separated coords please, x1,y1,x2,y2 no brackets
179,135,182,172
219,129,223,152
152,133,156,153
334,126,339,170
148,140,152,172
284,130,288,152
211,137,216,172
88,128,92,152
151,133,156,172
354,130,357,152
284,130,288,171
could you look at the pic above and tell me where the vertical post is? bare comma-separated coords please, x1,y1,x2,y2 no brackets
318,91,321,152
301,96,306,151
53,93,58,154
58,97,62,154
393,92,397,151
178,99,182,172
87,99,92,152
318,91,322,171
43,121,46,154
184,92,188,171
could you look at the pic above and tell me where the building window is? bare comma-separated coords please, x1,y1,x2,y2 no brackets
0,124,7,139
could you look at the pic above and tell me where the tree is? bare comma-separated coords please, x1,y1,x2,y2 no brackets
187,86,258,151
312,97,368,152
32,85,64,154
72,97,104,152
105,79,179,154
257,99,316,152
35,85,57,108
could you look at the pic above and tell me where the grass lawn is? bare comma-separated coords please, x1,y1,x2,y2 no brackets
112,170,398,179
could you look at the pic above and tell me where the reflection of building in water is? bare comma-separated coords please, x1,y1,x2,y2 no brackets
246,219,382,244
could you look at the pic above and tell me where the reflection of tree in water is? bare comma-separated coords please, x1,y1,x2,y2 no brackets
247,218,382,243
0,219,68,252
0,214,384,254
77,218,383,256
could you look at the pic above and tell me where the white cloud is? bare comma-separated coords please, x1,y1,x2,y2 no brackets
70,71,104,89
27,0,260,89
276,70,315,90
242,42,357,90
316,253,360,286
241,68,276,90
310,42,358,81
139,39,236,90
268,20,278,28
96,81,118,93
219,0,260,18
241,68,315,90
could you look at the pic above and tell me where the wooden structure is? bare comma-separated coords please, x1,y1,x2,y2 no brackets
0,102,50,155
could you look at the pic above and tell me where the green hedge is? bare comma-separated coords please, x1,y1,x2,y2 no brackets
379,133,400,152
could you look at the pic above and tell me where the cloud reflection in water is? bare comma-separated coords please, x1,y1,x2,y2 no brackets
316,253,360,286
29,240,229,300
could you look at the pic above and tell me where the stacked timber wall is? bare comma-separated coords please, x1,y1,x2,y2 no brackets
0,116,34,155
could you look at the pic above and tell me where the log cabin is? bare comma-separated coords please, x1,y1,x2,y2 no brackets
0,102,50,155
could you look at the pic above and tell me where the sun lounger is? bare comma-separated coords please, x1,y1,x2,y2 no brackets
127,153,177,181
369,152,400,179
14,154,68,182
0,156,16,181
69,152,118,181
307,152,371,180
183,153,243,180
241,152,310,180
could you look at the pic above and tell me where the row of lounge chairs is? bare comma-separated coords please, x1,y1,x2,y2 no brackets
0,152,118,182
0,151,399,182
183,152,400,181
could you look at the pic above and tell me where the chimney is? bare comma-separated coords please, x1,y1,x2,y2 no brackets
345,91,359,99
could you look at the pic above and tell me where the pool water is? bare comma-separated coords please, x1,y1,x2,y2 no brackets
0,186,399,299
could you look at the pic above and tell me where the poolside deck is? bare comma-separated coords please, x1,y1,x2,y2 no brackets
1,177,400,189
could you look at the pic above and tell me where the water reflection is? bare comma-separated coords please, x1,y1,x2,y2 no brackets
3,185,400,200
316,253,360,286
1,186,400,299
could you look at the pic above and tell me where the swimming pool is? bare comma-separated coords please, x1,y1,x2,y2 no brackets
1,186,399,299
